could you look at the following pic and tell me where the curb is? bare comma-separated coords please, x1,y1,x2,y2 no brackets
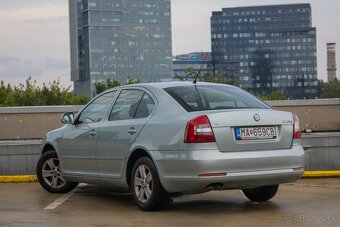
302,171,340,178
0,175,37,183
0,171,339,183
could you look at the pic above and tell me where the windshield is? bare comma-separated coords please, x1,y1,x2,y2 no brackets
164,85,271,112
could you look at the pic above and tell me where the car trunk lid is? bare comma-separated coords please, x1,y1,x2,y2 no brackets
207,109,294,152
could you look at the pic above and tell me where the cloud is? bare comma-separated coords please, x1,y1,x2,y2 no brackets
0,56,43,79
0,2,68,22
0,2,70,66
0,0,66,11
25,16,68,25
0,56,19,65
45,57,69,70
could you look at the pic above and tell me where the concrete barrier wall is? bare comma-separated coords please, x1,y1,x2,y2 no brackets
0,133,339,175
0,106,81,140
267,99,340,132
0,99,339,175
0,140,41,175
302,132,340,170
0,99,339,140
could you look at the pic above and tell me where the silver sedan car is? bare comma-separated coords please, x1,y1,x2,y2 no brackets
36,82,304,210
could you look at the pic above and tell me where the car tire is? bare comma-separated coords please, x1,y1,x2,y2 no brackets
242,185,279,202
131,157,169,211
36,150,78,193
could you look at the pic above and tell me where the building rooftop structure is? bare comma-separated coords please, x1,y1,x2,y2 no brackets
173,52,213,80
327,43,337,82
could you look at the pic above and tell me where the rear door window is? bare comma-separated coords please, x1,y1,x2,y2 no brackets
109,90,155,120
135,93,155,119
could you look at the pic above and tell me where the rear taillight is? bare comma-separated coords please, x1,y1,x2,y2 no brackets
293,113,301,139
184,115,216,143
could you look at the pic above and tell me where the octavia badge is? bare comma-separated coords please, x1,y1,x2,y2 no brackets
254,114,260,122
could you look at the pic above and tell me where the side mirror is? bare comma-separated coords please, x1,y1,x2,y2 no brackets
61,112,74,124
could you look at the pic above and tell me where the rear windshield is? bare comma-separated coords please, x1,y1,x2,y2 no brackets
164,85,271,112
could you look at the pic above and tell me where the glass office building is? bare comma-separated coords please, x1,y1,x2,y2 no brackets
211,4,317,99
69,0,172,97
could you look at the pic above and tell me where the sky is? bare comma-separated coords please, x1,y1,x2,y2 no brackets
0,0,339,88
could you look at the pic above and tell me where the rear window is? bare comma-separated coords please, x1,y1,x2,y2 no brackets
164,85,271,112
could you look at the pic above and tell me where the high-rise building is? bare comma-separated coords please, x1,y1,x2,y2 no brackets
211,4,318,99
69,0,172,97
327,43,337,81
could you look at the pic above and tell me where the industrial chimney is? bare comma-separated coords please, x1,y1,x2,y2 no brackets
327,43,337,81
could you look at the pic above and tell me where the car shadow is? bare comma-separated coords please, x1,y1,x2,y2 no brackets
75,184,281,213
168,199,280,214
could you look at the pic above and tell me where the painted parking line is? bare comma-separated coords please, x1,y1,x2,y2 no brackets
44,189,77,210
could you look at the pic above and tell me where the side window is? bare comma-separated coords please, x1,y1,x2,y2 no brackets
109,90,155,121
109,90,144,121
78,91,116,124
135,93,155,119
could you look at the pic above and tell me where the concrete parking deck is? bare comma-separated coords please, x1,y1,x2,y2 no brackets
0,178,339,226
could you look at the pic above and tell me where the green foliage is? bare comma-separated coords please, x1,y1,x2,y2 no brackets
318,79,340,98
95,79,121,94
259,91,287,100
0,81,11,105
317,79,326,96
202,72,239,86
0,77,89,107
176,68,239,86
173,73,185,81
107,79,120,88
127,76,140,85
94,82,107,95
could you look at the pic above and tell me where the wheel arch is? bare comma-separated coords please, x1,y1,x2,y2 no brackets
126,148,153,188
42,143,56,154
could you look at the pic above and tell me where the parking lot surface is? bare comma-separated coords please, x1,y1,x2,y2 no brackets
0,178,339,227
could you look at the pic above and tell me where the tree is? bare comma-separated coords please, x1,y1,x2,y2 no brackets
95,79,121,94
317,79,326,96
0,81,11,106
202,72,239,85
107,79,120,88
127,77,140,85
318,78,340,98
173,72,185,81
0,77,89,107
95,82,107,94
179,67,239,85
259,91,287,100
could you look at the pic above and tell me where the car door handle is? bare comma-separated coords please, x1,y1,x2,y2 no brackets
128,127,137,135
89,130,97,136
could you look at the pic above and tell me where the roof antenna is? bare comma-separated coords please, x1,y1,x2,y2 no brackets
193,52,208,84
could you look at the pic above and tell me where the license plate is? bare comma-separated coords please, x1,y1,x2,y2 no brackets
235,127,277,140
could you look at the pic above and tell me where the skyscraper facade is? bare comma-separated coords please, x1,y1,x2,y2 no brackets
211,4,317,99
69,0,172,97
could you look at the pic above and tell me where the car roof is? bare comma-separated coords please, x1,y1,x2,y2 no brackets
108,81,235,91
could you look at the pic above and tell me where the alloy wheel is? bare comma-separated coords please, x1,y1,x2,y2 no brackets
134,164,153,203
41,157,67,189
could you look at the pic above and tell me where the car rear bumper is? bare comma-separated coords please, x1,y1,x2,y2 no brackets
151,145,305,193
